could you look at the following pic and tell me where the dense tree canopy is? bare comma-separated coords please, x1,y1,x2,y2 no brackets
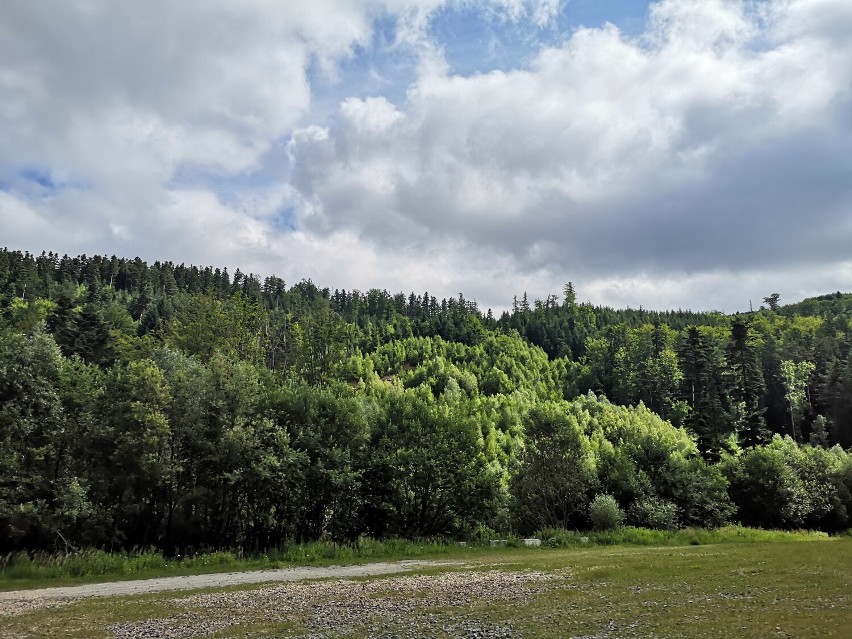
1,247,851,553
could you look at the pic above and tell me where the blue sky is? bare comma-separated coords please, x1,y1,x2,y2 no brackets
425,0,649,74
1,1,851,312
309,2,652,124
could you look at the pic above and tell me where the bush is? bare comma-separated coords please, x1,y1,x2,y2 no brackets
667,457,735,528
629,497,679,530
590,494,624,530
469,524,497,545
535,527,581,548
530,525,831,549
722,437,852,531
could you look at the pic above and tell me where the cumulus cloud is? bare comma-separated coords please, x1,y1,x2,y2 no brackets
1,0,850,311
288,0,852,308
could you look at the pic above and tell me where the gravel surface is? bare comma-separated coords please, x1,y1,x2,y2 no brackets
0,564,569,638
0,560,454,616
110,568,565,638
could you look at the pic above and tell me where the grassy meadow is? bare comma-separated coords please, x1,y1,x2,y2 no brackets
0,527,837,590
2,533,849,638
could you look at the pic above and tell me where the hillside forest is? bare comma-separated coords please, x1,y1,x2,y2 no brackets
1,248,851,554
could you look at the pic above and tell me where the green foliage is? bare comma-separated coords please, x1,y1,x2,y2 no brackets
534,525,831,548
511,394,732,532
0,247,850,557
166,293,264,365
362,388,500,538
0,326,84,551
589,494,624,530
266,381,367,542
725,318,768,447
679,326,732,459
0,539,471,585
810,415,831,447
6,297,56,333
510,402,597,534
722,436,852,530
780,359,816,441
628,497,678,530
665,456,735,528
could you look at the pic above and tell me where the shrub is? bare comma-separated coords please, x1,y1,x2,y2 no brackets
629,497,678,530
667,457,735,528
469,524,497,545
535,527,580,548
590,494,624,530
722,436,852,530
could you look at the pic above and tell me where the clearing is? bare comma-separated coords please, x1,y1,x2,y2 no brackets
0,539,849,638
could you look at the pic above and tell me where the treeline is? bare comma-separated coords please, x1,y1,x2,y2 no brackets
1,248,851,554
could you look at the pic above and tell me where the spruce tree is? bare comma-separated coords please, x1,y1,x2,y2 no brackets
724,319,768,447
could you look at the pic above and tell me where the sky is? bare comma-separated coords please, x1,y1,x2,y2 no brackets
1,0,850,313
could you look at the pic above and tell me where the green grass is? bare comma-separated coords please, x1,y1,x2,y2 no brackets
0,538,471,590
474,539,851,639
534,525,833,548
3,537,850,638
0,527,839,591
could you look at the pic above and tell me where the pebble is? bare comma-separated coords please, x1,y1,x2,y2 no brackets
106,569,562,638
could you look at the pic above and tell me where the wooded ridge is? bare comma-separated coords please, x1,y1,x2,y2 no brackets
1,248,850,554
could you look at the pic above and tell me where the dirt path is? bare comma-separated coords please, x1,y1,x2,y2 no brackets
0,560,456,603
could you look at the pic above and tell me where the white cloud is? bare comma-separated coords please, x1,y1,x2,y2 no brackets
0,192,57,246
1,1,850,312
286,0,852,310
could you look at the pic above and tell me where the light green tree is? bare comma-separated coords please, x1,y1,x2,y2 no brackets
780,360,815,442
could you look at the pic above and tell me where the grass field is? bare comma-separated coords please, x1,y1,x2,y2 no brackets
2,537,849,638
0,526,835,591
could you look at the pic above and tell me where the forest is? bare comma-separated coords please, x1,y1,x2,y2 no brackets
1,248,851,554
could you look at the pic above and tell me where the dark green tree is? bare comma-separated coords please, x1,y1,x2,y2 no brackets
679,327,732,459
724,319,768,447
510,402,597,533
363,389,498,537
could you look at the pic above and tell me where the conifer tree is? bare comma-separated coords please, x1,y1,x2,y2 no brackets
679,327,731,459
725,319,768,447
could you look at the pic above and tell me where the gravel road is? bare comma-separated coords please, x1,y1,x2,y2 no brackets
0,560,455,603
